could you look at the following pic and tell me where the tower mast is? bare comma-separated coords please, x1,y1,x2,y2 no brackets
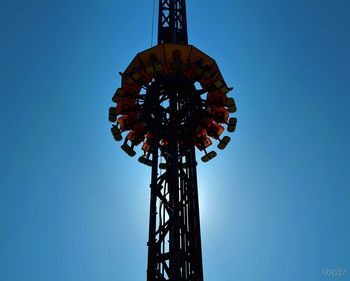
109,1,237,280
146,1,204,280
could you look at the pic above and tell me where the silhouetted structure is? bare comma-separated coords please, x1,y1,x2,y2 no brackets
108,1,237,280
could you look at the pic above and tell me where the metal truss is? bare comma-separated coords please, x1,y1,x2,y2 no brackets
147,1,203,280
145,79,204,281
158,0,188,44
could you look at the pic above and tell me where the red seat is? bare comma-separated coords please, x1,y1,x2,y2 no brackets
142,133,152,152
210,106,229,123
127,130,145,146
118,113,137,131
207,91,227,107
200,75,216,90
116,99,137,115
194,129,212,151
123,81,141,94
203,119,224,139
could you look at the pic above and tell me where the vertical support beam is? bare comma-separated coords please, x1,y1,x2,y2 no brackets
147,140,159,281
168,89,181,279
186,146,204,280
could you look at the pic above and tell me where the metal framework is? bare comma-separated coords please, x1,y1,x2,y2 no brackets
144,2,205,280
146,79,204,280
158,0,188,45
108,1,237,280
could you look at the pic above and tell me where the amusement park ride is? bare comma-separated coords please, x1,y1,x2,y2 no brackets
108,1,237,280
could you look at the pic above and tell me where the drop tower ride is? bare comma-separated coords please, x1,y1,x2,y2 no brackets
108,1,237,280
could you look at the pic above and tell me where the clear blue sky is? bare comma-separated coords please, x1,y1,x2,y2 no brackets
1,0,349,280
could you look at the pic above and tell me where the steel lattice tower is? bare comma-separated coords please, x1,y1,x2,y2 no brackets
108,1,237,280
